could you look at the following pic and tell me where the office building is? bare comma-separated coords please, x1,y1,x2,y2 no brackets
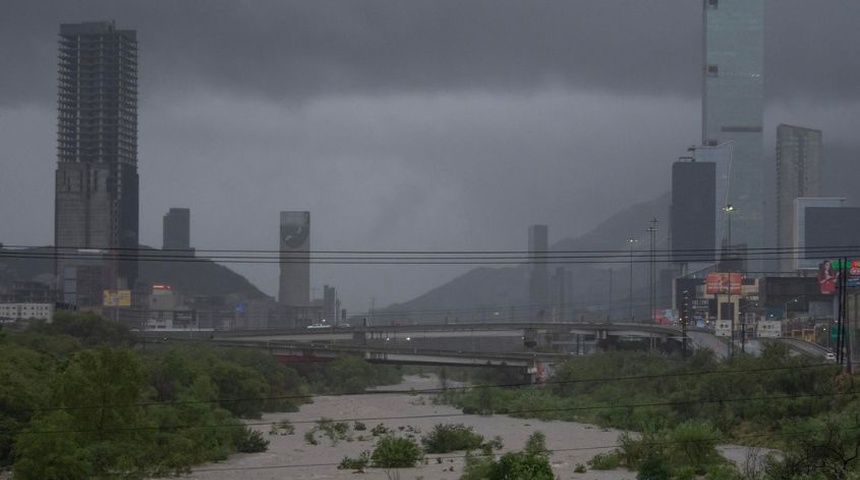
776,125,822,273
702,0,765,268
54,21,139,308
528,224,549,320
278,211,311,307
690,143,732,251
671,160,716,265
163,207,193,254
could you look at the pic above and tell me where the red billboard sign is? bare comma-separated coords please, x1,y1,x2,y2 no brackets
705,272,742,295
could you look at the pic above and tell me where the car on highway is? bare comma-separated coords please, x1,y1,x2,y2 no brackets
825,352,837,363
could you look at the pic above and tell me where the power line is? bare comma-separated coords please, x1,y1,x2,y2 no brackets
2,244,858,265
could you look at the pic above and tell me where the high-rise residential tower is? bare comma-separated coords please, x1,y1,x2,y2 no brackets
163,207,194,255
528,224,549,320
278,211,311,307
54,21,139,307
776,125,822,273
702,0,764,268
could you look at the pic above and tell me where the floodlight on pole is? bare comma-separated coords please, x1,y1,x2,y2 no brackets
722,204,736,359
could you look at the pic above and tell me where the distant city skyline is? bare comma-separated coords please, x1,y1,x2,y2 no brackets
1,2,858,313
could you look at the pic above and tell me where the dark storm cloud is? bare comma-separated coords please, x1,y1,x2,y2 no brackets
2,0,859,310
2,1,857,107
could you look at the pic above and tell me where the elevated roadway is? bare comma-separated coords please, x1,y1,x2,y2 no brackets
156,322,830,374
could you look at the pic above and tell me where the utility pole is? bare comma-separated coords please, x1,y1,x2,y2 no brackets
608,267,613,322
647,218,659,324
628,237,638,322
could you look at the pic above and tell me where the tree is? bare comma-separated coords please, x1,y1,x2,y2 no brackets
371,435,423,468
0,344,54,466
488,451,554,480
13,346,156,479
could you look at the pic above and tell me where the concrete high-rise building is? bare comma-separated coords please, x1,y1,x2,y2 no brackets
163,207,192,253
689,143,732,251
528,224,549,320
702,0,765,268
54,21,139,307
278,211,310,307
776,125,822,273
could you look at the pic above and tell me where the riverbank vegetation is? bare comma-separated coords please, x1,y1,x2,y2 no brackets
0,312,401,479
437,346,858,479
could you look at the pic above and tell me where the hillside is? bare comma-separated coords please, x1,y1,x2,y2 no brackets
0,245,268,300
382,192,671,322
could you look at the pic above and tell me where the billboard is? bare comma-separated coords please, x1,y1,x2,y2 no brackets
819,259,860,294
103,289,131,307
705,272,742,295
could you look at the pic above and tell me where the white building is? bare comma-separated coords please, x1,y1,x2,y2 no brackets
0,303,55,322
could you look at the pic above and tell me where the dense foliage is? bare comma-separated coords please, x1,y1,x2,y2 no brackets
421,423,485,453
460,432,553,480
370,435,424,468
439,346,859,479
0,314,402,478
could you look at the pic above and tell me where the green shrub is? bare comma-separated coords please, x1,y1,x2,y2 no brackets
618,430,665,469
674,465,697,480
304,429,318,445
703,464,739,480
371,423,390,436
668,420,721,473
234,427,269,453
636,454,671,480
316,418,351,444
371,435,423,468
489,451,554,480
269,419,295,435
588,451,621,470
460,451,495,480
421,423,484,453
480,435,504,455
523,431,548,458
338,451,370,471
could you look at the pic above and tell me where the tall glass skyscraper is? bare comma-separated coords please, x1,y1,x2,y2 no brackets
54,21,139,307
702,0,764,269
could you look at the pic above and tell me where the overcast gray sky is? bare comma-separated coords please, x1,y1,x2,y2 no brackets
1,1,858,313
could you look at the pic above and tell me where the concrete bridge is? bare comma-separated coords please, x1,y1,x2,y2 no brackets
150,321,830,382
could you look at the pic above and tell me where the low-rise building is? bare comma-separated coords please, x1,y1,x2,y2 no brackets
0,303,55,322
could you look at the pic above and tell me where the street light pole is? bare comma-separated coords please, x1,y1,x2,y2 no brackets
722,204,735,360
628,237,638,322
647,218,659,324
